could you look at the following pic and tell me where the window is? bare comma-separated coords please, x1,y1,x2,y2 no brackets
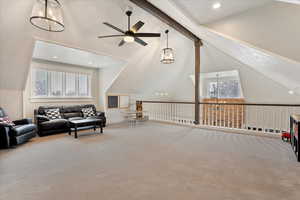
190,70,243,99
49,71,63,96
208,79,241,99
33,69,48,97
65,72,77,96
32,69,91,98
208,82,218,98
78,74,89,97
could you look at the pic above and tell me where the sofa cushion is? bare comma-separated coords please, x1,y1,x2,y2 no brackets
12,124,37,136
45,108,62,120
38,106,62,115
62,105,81,113
63,112,82,119
82,107,96,118
82,104,97,112
40,119,69,130
0,116,15,126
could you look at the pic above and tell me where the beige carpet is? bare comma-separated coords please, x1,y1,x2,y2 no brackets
0,122,300,200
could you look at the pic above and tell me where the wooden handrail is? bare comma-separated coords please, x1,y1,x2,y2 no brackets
141,100,300,107
141,100,194,105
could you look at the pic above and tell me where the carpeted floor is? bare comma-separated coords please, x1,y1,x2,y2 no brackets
0,122,300,200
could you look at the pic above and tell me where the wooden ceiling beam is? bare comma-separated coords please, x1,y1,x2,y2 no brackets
129,0,202,44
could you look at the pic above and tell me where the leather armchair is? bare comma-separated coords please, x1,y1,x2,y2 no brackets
0,122,12,148
0,108,37,148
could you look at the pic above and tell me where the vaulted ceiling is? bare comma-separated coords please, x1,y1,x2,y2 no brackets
1,0,300,105
169,0,272,24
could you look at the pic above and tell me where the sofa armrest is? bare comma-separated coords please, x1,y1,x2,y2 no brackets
96,111,105,118
0,122,13,128
0,124,11,148
13,118,32,125
36,115,50,123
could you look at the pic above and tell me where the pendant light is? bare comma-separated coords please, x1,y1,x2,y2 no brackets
161,30,175,64
30,0,65,32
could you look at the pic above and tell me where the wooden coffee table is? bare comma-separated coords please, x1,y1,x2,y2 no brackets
69,118,103,139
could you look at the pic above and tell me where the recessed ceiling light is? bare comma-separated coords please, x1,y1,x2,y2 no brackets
53,56,58,59
89,61,93,65
289,90,295,95
213,2,221,9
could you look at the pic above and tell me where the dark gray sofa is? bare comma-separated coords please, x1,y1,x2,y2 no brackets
34,104,106,136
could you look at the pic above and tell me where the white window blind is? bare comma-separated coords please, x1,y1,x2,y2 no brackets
65,72,77,96
49,71,63,96
78,74,89,97
33,69,48,97
32,69,91,98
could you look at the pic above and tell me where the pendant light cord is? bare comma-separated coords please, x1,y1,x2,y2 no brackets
165,30,169,48
128,15,130,30
45,0,48,18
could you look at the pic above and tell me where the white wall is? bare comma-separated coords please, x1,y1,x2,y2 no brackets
23,60,101,119
0,0,137,118
152,42,300,104
98,63,126,110
0,89,23,120
98,64,131,124
149,0,300,101
207,2,300,63
108,27,195,100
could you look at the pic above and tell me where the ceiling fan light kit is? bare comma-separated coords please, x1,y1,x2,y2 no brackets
161,30,175,64
30,0,65,32
124,36,134,43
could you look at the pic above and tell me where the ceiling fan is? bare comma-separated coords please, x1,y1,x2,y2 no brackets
97,10,161,46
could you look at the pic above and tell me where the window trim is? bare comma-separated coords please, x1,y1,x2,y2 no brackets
31,68,92,99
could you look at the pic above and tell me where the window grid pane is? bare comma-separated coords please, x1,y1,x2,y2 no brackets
49,71,64,96
78,74,89,97
65,72,77,96
33,69,48,97
203,71,242,99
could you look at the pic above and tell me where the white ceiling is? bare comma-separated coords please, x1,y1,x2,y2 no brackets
2,0,300,104
276,0,300,4
32,40,125,68
169,0,273,24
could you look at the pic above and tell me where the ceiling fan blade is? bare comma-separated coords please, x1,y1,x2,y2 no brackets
134,37,148,46
103,22,125,34
118,40,126,47
131,21,145,33
97,35,124,39
134,33,161,38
